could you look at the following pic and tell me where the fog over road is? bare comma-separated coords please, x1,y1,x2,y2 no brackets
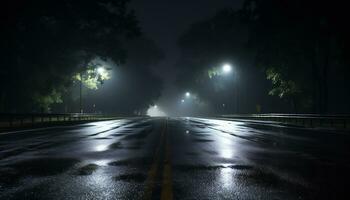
0,117,349,199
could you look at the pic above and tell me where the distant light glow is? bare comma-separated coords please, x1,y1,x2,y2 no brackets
185,92,191,97
97,67,106,74
181,99,185,103
147,105,167,117
222,64,232,73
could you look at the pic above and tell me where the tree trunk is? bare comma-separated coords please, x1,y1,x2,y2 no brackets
320,31,331,114
0,92,4,113
311,45,319,113
291,97,297,114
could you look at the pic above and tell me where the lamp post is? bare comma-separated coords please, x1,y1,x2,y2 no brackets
222,64,232,74
79,72,83,113
97,67,105,74
221,63,239,114
79,67,106,114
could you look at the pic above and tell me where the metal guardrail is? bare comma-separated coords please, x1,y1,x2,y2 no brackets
221,114,350,129
0,113,120,128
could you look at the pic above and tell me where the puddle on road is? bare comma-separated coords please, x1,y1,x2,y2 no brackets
108,141,144,150
94,137,112,140
109,142,122,149
75,163,99,176
228,165,254,170
108,157,152,167
203,150,218,155
9,157,80,177
194,125,206,129
174,164,254,172
87,126,121,137
192,139,214,143
0,157,80,187
114,173,147,183
123,146,142,150
188,133,211,137
110,133,128,137
123,128,152,141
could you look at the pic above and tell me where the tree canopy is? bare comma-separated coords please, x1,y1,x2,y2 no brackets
1,0,163,113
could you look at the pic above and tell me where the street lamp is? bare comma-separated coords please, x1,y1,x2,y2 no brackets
79,66,107,114
222,64,232,74
79,72,83,113
185,92,191,98
97,67,105,74
221,63,240,113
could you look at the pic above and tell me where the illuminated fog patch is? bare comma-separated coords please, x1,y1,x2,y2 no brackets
147,105,167,117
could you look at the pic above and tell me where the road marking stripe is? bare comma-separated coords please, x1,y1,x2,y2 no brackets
161,119,173,200
143,119,166,200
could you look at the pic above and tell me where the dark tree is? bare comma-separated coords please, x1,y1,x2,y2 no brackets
0,0,140,113
243,0,350,113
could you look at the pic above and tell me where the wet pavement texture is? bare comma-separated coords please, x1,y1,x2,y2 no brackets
0,117,350,199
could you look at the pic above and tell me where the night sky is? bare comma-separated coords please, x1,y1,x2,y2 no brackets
130,0,244,112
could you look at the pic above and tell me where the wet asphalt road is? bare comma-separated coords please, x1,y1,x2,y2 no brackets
0,117,350,200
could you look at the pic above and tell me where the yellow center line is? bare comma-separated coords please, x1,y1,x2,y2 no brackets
161,119,173,200
143,119,166,200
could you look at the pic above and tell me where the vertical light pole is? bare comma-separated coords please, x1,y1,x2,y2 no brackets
79,72,83,113
97,67,105,74
221,64,232,114
222,64,232,74
221,63,239,114
79,67,106,114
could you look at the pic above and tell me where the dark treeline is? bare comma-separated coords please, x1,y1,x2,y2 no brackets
176,0,350,114
0,0,163,114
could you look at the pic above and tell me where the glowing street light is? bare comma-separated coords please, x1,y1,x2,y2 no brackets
154,105,158,109
79,66,109,113
222,64,232,74
220,63,240,113
97,67,105,74
185,92,191,98
181,99,185,103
